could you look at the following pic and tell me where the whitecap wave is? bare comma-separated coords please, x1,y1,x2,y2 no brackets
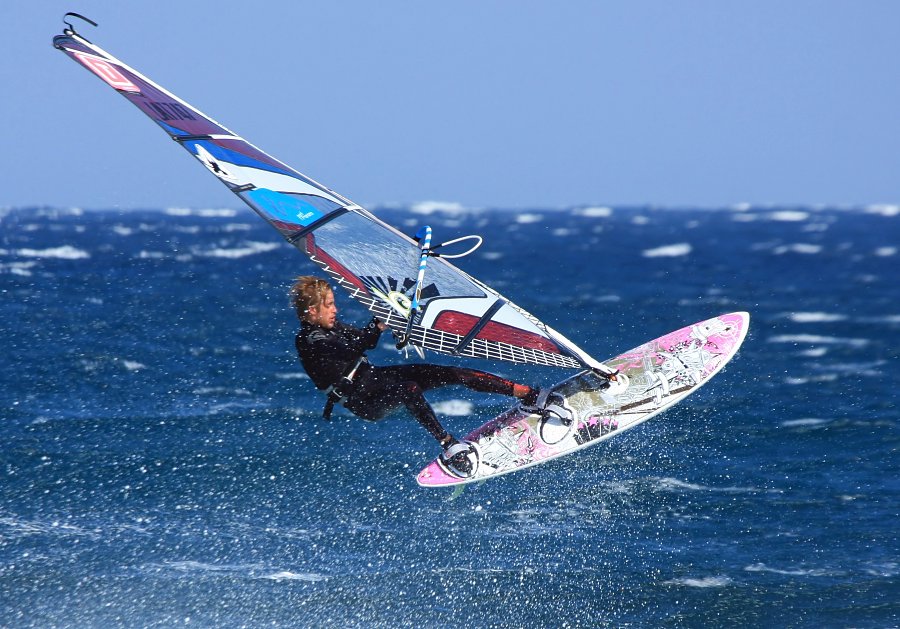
642,243,692,258
865,204,900,217
773,244,822,255
274,372,309,380
0,516,97,539
573,206,612,218
515,213,543,224
767,334,869,347
665,576,732,588
223,223,253,232
744,563,834,577
875,247,897,257
0,261,37,276
193,241,281,259
410,201,468,215
654,477,759,494
781,312,847,323
262,571,327,582
780,418,828,427
785,374,839,385
859,315,900,325
15,245,90,260
770,211,810,222
433,399,474,417
165,207,238,217
865,562,899,577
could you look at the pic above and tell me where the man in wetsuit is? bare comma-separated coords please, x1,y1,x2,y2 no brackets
290,276,538,477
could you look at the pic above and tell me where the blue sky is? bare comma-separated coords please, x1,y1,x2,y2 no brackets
4,2,900,210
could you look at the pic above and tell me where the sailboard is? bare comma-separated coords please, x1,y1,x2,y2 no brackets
53,17,749,487
417,312,749,487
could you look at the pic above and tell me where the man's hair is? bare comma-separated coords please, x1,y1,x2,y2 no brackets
290,276,332,321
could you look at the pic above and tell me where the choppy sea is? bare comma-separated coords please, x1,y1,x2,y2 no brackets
1,203,898,627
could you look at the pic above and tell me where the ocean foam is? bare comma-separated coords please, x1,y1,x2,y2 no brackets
865,204,900,217
770,211,810,222
780,418,829,427
274,372,310,380
773,244,822,255
432,399,474,417
0,261,37,276
573,206,612,218
263,571,327,582
15,245,90,260
515,213,543,224
875,247,897,257
665,576,732,588
654,477,759,494
785,374,839,385
656,477,706,491
744,563,833,577
859,315,900,324
410,201,467,215
194,241,281,259
223,223,253,232
0,516,96,539
768,334,869,347
642,243,692,258
782,312,848,323
165,207,238,218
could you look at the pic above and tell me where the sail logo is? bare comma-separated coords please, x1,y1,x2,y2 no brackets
194,145,239,183
72,51,140,93
244,188,324,227
145,101,197,122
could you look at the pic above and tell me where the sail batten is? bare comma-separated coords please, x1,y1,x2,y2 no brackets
54,27,597,371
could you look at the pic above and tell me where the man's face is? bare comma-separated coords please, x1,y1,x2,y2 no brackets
307,289,337,329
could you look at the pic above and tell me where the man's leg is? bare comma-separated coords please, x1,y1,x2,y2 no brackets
379,364,536,399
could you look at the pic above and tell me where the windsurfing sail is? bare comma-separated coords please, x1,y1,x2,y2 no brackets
53,19,609,373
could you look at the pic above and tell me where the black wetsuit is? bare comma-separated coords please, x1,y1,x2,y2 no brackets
295,319,521,443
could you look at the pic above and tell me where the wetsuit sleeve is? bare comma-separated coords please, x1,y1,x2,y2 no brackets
295,320,384,391
337,320,383,352
297,325,364,390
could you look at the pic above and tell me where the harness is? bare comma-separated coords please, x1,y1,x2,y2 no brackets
322,355,369,420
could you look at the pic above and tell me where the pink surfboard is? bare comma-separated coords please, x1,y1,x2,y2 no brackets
417,312,750,487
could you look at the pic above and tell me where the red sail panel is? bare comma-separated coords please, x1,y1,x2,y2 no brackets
432,311,564,355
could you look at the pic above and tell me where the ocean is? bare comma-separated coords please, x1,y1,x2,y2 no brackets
1,203,898,627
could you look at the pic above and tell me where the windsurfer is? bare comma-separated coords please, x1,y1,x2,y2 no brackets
290,276,538,476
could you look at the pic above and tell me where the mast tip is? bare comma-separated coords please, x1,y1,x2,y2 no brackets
62,12,98,35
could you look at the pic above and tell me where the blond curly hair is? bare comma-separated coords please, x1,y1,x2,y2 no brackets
289,276,332,322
